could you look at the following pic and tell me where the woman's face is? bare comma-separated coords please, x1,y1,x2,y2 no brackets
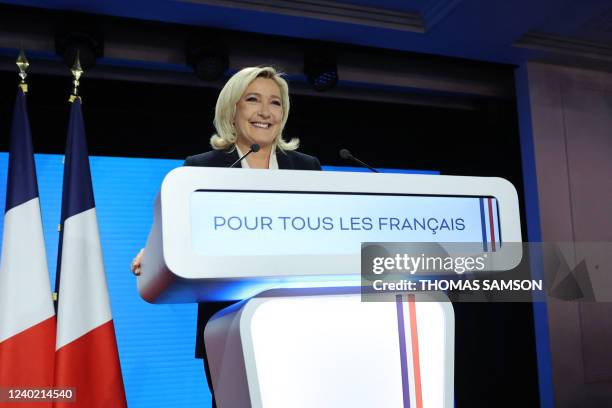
234,77,283,149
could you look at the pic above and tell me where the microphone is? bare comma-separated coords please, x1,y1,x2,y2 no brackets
339,149,379,173
229,144,260,168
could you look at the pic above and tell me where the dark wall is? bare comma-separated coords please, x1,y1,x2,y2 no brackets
0,69,538,407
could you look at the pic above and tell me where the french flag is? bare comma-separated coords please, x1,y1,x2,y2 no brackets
0,88,56,398
53,98,126,407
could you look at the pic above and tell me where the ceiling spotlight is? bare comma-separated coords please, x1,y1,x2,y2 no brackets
304,52,338,92
186,44,229,81
55,31,103,71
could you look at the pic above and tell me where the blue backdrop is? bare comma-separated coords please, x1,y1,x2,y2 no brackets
0,153,437,407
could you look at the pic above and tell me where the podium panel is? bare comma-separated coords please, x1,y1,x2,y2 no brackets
137,168,521,303
205,289,454,408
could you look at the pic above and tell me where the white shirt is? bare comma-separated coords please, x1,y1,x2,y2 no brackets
235,144,279,169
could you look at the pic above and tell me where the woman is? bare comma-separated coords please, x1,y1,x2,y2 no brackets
131,66,321,407
185,65,321,170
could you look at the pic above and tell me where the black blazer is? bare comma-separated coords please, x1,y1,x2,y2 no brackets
184,148,322,358
184,148,321,170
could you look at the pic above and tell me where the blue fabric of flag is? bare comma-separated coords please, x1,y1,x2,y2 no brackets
56,98,96,292
5,89,39,213
59,99,95,223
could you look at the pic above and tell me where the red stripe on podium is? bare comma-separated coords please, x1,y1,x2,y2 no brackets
408,295,423,408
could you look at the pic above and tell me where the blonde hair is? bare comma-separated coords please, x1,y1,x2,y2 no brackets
210,66,299,151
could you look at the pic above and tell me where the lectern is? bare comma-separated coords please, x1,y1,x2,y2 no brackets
137,167,521,407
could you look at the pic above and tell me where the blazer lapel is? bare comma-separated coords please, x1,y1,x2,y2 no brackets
276,150,291,170
215,149,240,168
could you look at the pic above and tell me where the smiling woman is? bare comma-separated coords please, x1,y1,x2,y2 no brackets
183,66,321,408
184,66,319,171
209,66,300,168
131,65,321,408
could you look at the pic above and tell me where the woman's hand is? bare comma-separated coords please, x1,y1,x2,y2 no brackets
131,248,145,276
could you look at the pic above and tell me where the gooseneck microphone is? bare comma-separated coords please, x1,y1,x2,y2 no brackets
339,149,379,173
229,144,260,168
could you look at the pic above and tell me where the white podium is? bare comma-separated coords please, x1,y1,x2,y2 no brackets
137,167,522,408
205,289,454,408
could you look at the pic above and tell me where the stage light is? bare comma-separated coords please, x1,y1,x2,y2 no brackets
186,44,229,81
304,52,338,92
55,31,103,71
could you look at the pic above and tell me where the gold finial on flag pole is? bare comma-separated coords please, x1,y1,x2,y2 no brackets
16,48,29,94
69,50,84,103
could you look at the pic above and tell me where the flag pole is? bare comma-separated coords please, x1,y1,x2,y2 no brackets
54,51,85,304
